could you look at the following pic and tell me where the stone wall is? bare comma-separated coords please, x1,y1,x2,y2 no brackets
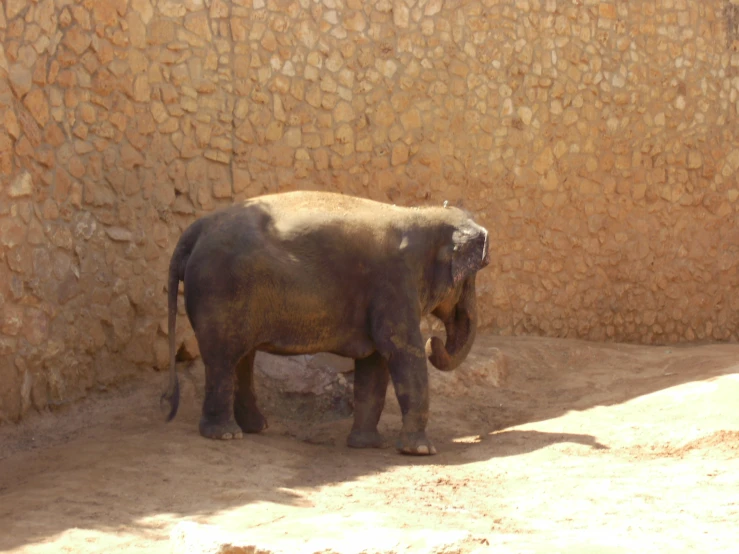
1,0,739,422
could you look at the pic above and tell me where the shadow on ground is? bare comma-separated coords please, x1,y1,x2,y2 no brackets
0,334,737,552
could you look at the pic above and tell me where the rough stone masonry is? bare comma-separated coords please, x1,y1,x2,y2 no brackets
1,0,739,423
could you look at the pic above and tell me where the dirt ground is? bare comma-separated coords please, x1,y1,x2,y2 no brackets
1,334,738,553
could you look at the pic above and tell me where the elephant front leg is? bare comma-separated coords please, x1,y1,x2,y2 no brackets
348,352,390,449
233,351,268,434
373,311,437,456
388,350,436,455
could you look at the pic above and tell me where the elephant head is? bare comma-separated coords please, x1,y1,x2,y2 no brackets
426,218,489,372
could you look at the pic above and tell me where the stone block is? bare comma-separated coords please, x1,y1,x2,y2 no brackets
8,171,33,197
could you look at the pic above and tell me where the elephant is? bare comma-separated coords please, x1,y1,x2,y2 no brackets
161,191,490,455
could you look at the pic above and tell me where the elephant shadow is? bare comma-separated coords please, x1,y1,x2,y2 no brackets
274,334,738,483
1,334,738,553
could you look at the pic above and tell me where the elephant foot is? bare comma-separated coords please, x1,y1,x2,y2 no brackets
396,431,437,456
347,429,389,449
199,418,244,440
234,401,268,434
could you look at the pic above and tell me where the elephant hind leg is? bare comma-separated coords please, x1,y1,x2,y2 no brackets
186,271,257,440
234,350,268,434
347,352,390,449
197,332,248,441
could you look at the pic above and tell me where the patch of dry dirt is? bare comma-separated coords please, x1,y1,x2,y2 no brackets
1,335,738,553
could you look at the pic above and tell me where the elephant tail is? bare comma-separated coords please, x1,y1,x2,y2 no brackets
161,218,206,422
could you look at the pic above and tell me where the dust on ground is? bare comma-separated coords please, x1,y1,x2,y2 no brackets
1,335,738,553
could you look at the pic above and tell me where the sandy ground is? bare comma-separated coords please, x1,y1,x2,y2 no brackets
1,334,738,553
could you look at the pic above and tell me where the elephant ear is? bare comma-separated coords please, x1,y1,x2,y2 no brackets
451,226,489,284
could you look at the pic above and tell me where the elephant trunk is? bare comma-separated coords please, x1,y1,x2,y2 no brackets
425,276,478,372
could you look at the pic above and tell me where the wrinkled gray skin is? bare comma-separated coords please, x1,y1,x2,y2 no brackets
162,191,490,455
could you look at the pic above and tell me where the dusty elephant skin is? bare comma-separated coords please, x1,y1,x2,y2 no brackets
161,191,490,455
